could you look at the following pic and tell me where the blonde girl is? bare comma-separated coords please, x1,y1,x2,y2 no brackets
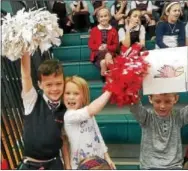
88,8,118,77
156,1,186,48
63,76,115,169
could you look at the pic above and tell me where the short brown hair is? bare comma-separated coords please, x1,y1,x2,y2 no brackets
37,59,64,81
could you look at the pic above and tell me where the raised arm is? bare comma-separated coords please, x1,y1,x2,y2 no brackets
129,102,150,126
87,91,111,117
64,91,111,124
21,52,33,94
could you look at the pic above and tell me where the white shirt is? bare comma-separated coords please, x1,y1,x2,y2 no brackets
131,0,153,12
97,24,112,30
118,25,146,42
64,107,108,169
21,87,60,115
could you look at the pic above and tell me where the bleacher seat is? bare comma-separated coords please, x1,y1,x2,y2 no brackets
96,114,188,144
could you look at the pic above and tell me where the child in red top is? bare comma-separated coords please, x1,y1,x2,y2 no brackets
88,8,118,77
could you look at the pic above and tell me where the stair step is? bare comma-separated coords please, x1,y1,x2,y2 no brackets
53,45,90,62
53,40,156,62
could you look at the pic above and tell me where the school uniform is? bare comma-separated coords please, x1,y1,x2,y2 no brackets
110,2,130,29
92,0,104,26
88,24,119,66
118,24,146,48
156,20,186,48
52,1,72,33
131,0,155,39
70,1,90,31
18,87,66,170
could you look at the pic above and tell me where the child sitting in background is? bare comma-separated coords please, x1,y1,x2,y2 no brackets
110,0,130,29
156,1,186,48
88,8,118,77
153,0,166,21
77,156,112,170
52,0,72,33
131,0,156,40
63,76,115,169
70,0,90,32
118,9,146,53
129,93,188,169
91,0,106,27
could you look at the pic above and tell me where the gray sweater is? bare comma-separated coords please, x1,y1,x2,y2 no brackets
130,104,188,169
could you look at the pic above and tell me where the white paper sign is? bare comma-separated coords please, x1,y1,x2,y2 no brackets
143,47,188,95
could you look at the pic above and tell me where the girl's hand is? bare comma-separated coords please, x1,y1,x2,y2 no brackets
144,14,151,23
128,22,137,30
119,13,125,19
102,44,107,49
99,45,104,50
106,158,116,170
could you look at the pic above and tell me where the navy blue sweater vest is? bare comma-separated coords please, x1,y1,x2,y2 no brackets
23,92,66,160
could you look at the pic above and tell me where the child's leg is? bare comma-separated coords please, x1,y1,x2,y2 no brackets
100,59,107,76
105,53,113,66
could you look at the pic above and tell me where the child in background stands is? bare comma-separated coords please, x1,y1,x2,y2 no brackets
118,8,146,53
156,1,185,48
88,8,118,77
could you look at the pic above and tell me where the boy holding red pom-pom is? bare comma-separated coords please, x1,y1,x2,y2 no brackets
130,93,188,169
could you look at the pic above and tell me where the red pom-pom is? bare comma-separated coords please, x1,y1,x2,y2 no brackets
103,43,150,107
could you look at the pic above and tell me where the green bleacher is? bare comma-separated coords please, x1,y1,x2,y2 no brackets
2,1,187,169
52,32,188,169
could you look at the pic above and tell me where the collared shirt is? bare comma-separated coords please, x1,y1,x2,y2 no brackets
22,87,60,115
97,24,112,30
118,24,146,42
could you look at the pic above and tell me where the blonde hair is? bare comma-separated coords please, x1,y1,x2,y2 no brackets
160,1,181,21
65,76,90,106
96,7,111,20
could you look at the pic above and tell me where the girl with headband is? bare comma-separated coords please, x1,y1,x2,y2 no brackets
156,1,186,48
